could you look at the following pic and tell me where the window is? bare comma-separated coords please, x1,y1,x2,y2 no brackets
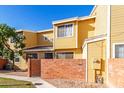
56,52,73,59
57,24,73,37
27,53,38,59
14,53,20,62
115,44,124,58
45,53,53,59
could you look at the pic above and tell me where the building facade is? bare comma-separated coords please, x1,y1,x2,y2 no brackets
9,5,124,84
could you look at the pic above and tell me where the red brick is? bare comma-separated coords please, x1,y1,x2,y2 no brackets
108,59,124,87
0,58,7,70
28,59,86,81
27,59,41,77
41,59,86,81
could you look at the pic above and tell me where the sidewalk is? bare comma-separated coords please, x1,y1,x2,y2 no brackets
0,73,56,88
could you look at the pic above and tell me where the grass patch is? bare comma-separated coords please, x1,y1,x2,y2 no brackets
0,77,35,88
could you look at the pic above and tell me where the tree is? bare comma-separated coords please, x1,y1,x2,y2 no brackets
0,24,25,70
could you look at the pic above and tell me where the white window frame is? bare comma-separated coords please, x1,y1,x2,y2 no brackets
56,23,74,38
113,43,124,58
55,51,74,59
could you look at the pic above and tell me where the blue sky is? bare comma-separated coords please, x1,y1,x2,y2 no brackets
0,5,94,31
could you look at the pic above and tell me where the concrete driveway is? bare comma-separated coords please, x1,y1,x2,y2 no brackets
0,73,56,88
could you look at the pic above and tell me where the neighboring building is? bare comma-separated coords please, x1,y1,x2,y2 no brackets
9,29,53,70
9,5,124,84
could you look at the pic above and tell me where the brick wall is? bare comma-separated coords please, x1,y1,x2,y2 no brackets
41,59,86,81
0,58,7,70
28,59,41,77
108,59,124,88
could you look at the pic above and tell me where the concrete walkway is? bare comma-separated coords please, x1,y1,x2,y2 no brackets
0,73,56,88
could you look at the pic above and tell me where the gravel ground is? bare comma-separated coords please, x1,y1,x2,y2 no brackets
44,79,107,88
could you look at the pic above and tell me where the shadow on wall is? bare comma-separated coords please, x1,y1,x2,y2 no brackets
101,59,105,72
78,19,95,47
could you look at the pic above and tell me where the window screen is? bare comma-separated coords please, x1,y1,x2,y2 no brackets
115,44,124,58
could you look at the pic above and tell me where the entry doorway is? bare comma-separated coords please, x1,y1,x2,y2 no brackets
87,40,106,83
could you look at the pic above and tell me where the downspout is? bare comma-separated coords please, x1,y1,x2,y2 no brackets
106,5,111,84
53,25,55,59
85,43,88,82
76,20,78,48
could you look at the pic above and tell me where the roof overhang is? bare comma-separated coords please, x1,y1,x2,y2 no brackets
82,34,107,49
24,49,54,52
36,28,53,33
52,16,96,25
24,46,54,52
52,17,78,25
90,5,97,16
85,34,106,42
16,29,36,33
78,16,96,21
16,29,53,33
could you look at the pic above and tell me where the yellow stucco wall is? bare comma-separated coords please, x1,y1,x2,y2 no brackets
87,40,106,83
15,54,27,70
73,48,82,59
91,6,108,36
54,21,77,49
23,31,37,48
16,51,45,70
111,6,124,58
37,31,53,46
78,18,95,48
23,30,53,47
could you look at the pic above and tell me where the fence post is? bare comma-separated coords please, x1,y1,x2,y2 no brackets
28,58,31,77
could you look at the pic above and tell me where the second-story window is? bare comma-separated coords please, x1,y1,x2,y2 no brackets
57,24,73,38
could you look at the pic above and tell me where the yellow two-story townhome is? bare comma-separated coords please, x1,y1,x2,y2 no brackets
53,16,95,59
9,29,54,70
24,29,54,60
51,5,124,84
51,6,107,83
